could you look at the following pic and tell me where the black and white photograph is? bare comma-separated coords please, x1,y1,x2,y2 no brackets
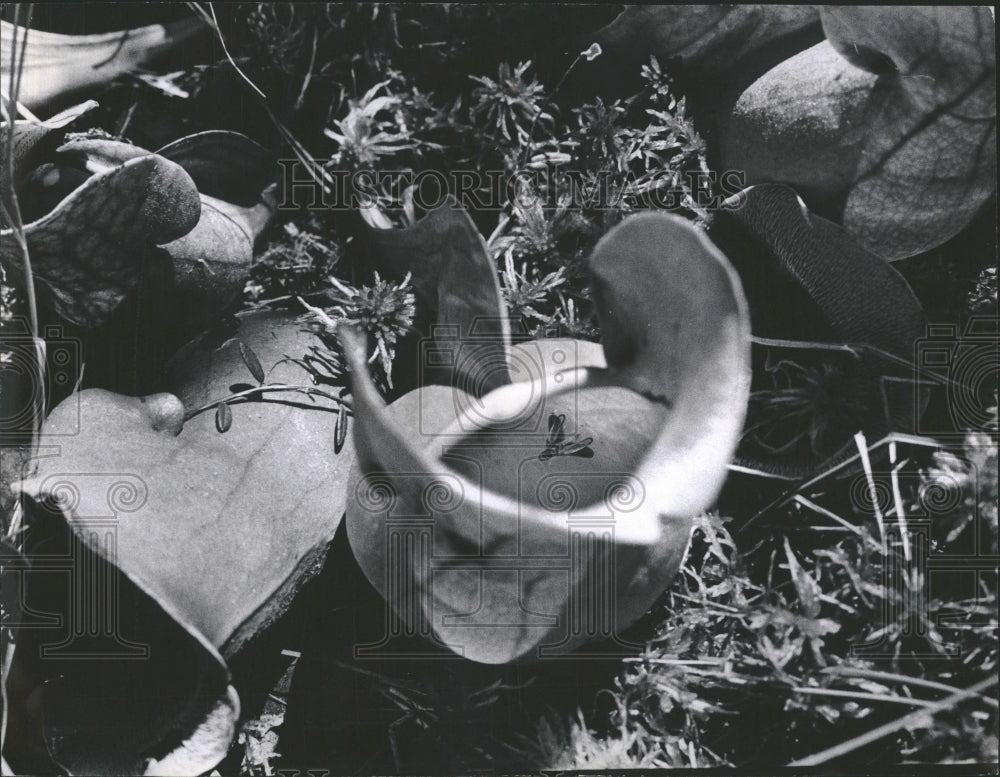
0,4,997,775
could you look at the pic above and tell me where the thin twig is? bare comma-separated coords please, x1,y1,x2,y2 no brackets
0,5,34,762
517,52,584,169
294,24,318,110
786,686,938,708
198,2,266,99
787,676,998,766
820,667,1000,710
183,383,352,422
2,7,45,465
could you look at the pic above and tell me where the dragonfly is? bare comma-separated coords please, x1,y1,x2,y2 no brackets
539,412,594,461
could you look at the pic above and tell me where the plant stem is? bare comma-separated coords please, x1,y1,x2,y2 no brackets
787,686,937,708
788,676,999,767
820,667,1000,709
183,383,352,422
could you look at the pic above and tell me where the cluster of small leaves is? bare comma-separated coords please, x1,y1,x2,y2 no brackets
968,266,998,316
243,3,313,78
324,80,423,169
0,266,19,326
298,271,415,389
475,56,709,337
531,709,680,769
469,60,552,155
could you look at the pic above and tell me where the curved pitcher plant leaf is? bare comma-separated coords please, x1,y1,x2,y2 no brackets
0,148,201,326
156,131,278,207
0,17,205,111
342,207,751,664
719,6,996,260
3,503,239,776
366,195,511,397
712,183,928,477
2,130,277,328
57,131,278,316
0,101,97,191
9,311,355,773
717,41,877,207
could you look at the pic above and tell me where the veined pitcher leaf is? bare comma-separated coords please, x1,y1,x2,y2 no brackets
156,130,278,208
821,6,996,259
0,101,97,191
0,151,201,326
5,130,277,329
719,6,996,260
3,494,237,776
712,183,928,476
